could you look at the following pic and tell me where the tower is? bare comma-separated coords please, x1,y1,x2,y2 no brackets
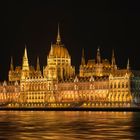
21,46,30,80
43,24,75,80
22,47,29,71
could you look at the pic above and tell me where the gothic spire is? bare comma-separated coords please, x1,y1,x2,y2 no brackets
50,42,54,55
36,56,40,71
10,56,14,71
81,48,85,65
56,23,61,44
111,49,117,70
111,49,116,66
97,47,101,64
22,45,29,71
127,58,130,70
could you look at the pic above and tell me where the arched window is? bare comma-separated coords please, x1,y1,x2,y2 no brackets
74,85,77,90
110,83,113,88
126,82,128,88
38,84,40,90
114,83,116,88
90,84,93,90
118,82,120,88
122,82,124,88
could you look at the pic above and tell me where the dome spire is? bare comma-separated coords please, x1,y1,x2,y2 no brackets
56,23,61,44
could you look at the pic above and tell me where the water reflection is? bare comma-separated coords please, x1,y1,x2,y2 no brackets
0,111,139,140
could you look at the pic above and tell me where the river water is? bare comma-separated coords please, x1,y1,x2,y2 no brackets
0,111,140,140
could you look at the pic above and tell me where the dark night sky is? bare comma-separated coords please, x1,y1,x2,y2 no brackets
1,0,140,81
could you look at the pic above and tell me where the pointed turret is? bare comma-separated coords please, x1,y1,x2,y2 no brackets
56,23,61,44
22,46,29,71
127,58,130,70
96,47,101,64
111,49,116,66
111,49,117,70
36,56,40,71
50,42,54,56
10,56,14,71
81,48,85,65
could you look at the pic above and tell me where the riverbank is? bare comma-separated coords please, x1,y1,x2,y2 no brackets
0,107,140,111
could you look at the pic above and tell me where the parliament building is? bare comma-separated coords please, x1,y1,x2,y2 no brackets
0,26,140,108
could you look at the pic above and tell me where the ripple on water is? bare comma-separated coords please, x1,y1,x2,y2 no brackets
0,111,139,140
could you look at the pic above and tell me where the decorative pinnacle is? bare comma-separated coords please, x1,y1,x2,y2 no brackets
81,48,85,65
56,23,61,44
24,45,28,58
22,45,29,71
10,56,14,71
36,56,40,71
127,58,130,70
97,47,101,64
112,49,116,65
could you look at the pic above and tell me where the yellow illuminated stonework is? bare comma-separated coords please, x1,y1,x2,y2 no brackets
79,48,117,77
43,25,75,80
0,25,140,108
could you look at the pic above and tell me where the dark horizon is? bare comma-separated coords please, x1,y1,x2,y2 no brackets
1,0,140,81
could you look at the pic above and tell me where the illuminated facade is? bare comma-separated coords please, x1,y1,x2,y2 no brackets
0,25,140,108
43,26,75,80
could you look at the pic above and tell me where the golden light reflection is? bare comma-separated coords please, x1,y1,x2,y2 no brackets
0,111,137,140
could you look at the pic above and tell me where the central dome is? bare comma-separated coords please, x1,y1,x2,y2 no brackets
49,44,70,58
48,24,70,58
